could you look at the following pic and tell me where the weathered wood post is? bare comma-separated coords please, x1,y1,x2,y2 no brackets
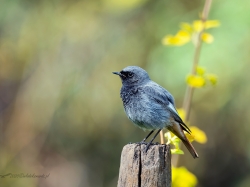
117,143,171,187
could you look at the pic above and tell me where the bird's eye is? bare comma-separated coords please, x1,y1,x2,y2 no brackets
128,72,133,77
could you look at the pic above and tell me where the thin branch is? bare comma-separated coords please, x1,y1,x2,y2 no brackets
160,130,164,144
173,0,213,166
183,0,213,122
202,0,212,21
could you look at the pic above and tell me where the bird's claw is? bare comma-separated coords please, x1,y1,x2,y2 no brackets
137,141,148,145
144,142,160,153
145,143,151,152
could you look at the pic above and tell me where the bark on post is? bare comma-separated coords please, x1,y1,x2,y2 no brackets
117,143,171,187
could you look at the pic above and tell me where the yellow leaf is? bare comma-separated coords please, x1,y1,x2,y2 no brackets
186,75,206,88
202,33,214,43
172,167,198,187
190,126,207,144
205,20,220,29
196,66,206,76
206,74,218,85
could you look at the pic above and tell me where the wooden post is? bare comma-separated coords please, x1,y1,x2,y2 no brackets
117,143,171,187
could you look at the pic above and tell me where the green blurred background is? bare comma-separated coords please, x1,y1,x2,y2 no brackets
0,0,250,186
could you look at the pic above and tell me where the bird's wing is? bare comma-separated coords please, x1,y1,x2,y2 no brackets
143,82,191,134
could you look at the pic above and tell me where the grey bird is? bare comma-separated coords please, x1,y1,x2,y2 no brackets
113,66,199,158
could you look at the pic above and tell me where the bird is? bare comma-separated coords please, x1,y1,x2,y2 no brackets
113,66,198,158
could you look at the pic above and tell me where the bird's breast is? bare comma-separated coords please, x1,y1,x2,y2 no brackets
121,89,171,130
120,87,138,105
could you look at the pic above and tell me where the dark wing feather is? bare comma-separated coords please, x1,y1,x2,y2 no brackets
169,109,191,134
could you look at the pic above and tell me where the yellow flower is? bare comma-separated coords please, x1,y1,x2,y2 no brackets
163,19,220,46
196,66,206,76
177,108,186,120
162,30,190,46
205,20,220,29
206,74,218,85
172,167,198,187
185,133,195,143
193,20,220,32
193,20,205,32
180,22,193,33
186,74,206,88
202,33,214,43
189,126,207,144
186,67,217,87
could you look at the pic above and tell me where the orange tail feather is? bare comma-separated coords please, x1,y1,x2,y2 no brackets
182,138,199,158
169,121,199,158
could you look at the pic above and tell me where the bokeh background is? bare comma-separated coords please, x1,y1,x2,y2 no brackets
0,0,250,186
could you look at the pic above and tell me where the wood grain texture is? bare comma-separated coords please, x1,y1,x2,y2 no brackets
117,143,171,187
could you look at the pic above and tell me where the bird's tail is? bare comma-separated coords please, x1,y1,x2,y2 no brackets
181,138,199,159
169,122,199,159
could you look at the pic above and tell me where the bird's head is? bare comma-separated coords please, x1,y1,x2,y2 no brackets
113,66,150,86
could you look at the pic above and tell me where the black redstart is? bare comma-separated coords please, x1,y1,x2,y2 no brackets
113,66,198,158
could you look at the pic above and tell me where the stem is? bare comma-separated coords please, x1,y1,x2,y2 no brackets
173,0,213,166
160,130,164,144
183,0,212,122
183,34,202,121
202,0,212,21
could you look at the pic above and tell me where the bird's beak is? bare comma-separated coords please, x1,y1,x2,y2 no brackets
112,72,125,77
112,72,120,76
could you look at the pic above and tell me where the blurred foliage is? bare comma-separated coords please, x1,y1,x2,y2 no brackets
0,0,250,187
172,167,198,187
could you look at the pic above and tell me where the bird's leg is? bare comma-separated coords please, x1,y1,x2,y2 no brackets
145,129,162,152
140,130,154,143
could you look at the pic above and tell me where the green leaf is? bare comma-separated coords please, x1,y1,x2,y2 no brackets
171,149,184,155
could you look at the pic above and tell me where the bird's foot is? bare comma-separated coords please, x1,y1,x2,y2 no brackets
137,141,148,145
127,142,160,148
145,143,151,152
127,142,148,145
144,142,160,152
